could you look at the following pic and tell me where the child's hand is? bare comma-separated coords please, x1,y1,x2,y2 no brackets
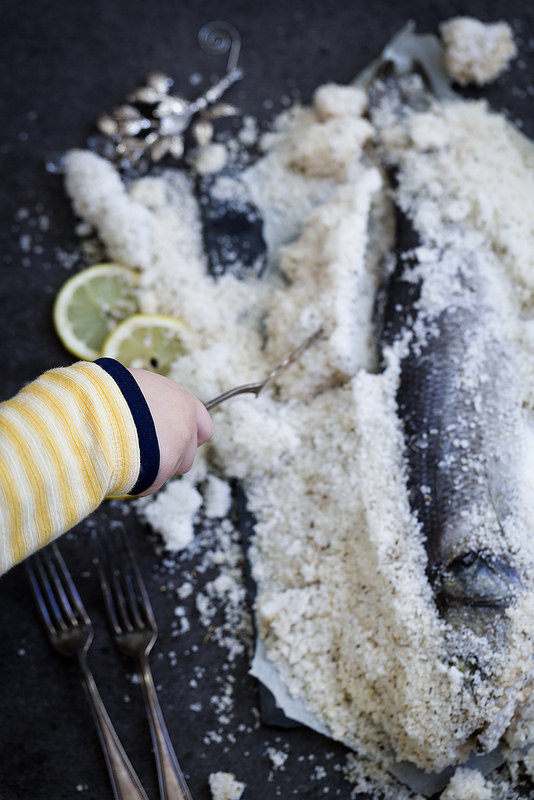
128,369,215,495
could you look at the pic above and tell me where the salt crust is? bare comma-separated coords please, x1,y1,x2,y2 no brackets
440,17,517,86
382,101,534,309
64,64,534,788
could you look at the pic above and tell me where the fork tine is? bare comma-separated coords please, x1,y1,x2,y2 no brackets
96,530,146,633
28,549,73,633
95,532,124,636
95,529,156,634
27,544,93,642
26,556,58,636
123,570,144,630
47,543,91,626
109,555,136,633
120,529,156,631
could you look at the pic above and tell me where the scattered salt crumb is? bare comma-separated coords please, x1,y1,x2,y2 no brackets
238,115,259,147
172,605,191,634
19,234,31,253
267,747,288,769
192,142,229,175
203,474,232,519
209,771,246,800
136,479,202,551
188,71,203,87
441,767,493,800
38,214,50,231
74,221,92,237
313,83,367,120
176,580,193,599
440,17,517,85
312,764,327,780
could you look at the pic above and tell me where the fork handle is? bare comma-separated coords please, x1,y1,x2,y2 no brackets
78,655,150,800
138,656,194,800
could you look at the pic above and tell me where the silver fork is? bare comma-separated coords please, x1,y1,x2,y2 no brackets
204,327,323,410
26,542,150,800
95,529,193,800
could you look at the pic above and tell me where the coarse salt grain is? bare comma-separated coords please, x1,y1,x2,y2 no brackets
440,17,517,86
208,771,245,800
440,767,493,800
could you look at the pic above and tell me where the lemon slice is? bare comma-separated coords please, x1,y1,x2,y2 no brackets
100,314,193,376
53,263,140,360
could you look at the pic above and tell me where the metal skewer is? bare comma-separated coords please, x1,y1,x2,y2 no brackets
204,328,323,411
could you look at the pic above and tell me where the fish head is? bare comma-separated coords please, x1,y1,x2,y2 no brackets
436,550,523,608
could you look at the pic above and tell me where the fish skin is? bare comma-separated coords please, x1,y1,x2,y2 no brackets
378,204,524,620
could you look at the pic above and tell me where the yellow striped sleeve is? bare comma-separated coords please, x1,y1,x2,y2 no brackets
0,361,140,573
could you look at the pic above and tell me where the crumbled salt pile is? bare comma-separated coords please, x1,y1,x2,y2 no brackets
208,771,245,800
64,150,154,269
440,17,517,86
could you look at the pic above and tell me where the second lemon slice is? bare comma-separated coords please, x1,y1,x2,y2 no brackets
100,314,193,376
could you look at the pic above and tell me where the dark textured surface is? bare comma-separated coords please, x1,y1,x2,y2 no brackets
1,2,533,799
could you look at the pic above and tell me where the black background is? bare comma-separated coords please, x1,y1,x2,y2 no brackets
1,1,533,799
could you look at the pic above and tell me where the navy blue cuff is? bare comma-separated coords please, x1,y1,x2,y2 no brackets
95,358,160,495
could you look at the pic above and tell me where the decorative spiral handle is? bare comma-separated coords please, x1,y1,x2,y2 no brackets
198,20,241,73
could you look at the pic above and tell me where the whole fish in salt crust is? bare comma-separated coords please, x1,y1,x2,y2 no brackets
242,25,534,795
